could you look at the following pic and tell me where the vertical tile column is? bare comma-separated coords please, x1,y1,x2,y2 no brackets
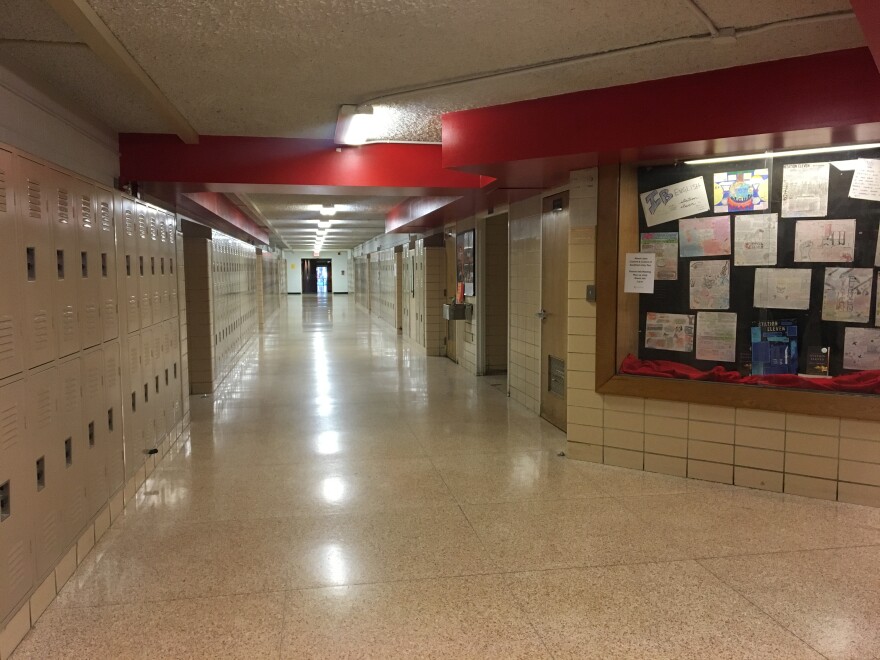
182,232,213,395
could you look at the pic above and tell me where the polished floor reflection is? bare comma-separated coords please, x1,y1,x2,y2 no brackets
15,296,880,658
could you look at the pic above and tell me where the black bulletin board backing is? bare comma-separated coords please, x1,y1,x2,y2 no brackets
637,148,880,376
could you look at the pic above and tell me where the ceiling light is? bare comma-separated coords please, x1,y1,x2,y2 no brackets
317,220,331,229
320,205,338,217
334,104,376,146
684,143,880,165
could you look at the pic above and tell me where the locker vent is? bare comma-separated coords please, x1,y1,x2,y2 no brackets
35,385,53,429
137,211,147,239
124,208,134,236
33,311,49,349
0,402,18,451
57,188,71,224
80,195,93,228
548,356,566,398
41,512,58,557
0,316,15,361
62,305,76,339
26,178,41,218
100,201,112,231
63,376,78,413
8,540,29,595
0,167,7,212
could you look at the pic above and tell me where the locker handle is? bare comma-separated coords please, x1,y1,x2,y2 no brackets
0,480,9,521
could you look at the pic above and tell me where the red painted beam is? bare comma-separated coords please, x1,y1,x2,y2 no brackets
852,1,880,72
183,192,269,244
119,134,486,192
442,48,880,179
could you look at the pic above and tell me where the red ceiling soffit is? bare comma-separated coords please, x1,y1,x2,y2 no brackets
851,1,880,72
441,48,880,181
181,192,269,245
119,134,487,193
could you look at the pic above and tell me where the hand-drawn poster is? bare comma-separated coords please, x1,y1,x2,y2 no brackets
849,158,880,202
640,232,678,280
696,311,737,362
843,328,880,370
713,169,769,213
679,216,731,257
645,312,694,352
750,319,798,375
821,267,873,323
781,162,830,218
689,260,730,310
734,213,778,266
640,176,710,227
793,219,856,263
753,268,812,310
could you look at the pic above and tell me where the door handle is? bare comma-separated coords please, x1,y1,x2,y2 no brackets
535,309,548,320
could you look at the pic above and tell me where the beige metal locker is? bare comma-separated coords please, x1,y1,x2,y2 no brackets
57,358,86,549
122,331,144,480
27,365,63,580
167,215,178,320
122,197,140,334
157,214,170,322
0,379,35,623
0,148,24,380
17,156,56,368
136,203,152,329
147,207,161,325
140,325,157,453
96,187,119,342
77,181,102,349
103,341,124,495
49,169,80,358
81,348,107,518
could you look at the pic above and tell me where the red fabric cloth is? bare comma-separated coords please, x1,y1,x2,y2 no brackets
619,354,880,394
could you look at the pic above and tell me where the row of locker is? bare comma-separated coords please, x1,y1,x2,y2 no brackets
0,149,122,379
0,343,124,622
121,197,179,335
211,232,258,383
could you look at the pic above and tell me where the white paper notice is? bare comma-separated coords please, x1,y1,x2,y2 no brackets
734,213,778,266
781,162,830,218
696,312,737,363
624,253,655,294
849,158,880,202
640,176,710,227
794,219,856,263
753,268,811,310
843,327,880,371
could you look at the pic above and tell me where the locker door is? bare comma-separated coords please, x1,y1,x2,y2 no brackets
140,326,156,452
151,327,165,442
122,332,144,480
81,349,106,518
103,341,124,495
17,157,56,368
157,216,170,322
77,181,102,349
0,379,34,622
122,197,140,333
136,203,152,329
97,187,118,341
167,215,178,319
27,366,63,580
50,170,80,358
0,148,24,380
148,207,161,324
57,358,86,548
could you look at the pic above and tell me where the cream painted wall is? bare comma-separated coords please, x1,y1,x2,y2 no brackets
284,250,350,293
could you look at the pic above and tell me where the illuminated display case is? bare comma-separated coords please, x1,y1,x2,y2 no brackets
596,145,880,420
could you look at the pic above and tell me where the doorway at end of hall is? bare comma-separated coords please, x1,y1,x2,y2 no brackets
302,258,333,294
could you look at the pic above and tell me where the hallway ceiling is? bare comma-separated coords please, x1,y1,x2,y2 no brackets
0,0,869,251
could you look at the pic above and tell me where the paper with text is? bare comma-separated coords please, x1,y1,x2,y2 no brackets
822,267,873,323
781,162,830,218
645,312,695,352
640,176,710,227
849,158,880,202
753,268,812,310
734,213,778,266
696,312,737,362
843,327,880,370
689,260,730,309
679,216,731,257
640,232,678,280
794,219,856,263
624,253,655,294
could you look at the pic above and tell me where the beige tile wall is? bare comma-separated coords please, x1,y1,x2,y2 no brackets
508,197,542,414
564,226,880,508
484,216,508,372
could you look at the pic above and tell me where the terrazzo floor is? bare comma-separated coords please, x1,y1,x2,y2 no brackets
13,296,880,659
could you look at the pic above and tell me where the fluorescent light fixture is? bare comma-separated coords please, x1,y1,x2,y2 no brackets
320,205,337,217
317,220,331,229
684,143,880,165
335,104,376,146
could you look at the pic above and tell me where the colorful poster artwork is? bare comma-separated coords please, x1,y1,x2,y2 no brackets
821,267,873,323
456,230,475,297
750,319,798,375
753,268,812,310
781,162,830,218
689,260,730,310
713,169,769,213
793,219,856,263
640,232,678,280
734,213,778,266
640,176,710,227
679,216,731,258
696,311,737,362
843,328,880,370
644,312,695,352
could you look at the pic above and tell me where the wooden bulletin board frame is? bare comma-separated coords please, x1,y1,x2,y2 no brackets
594,163,880,422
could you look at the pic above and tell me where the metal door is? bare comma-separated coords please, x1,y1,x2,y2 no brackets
540,192,569,431
0,148,24,380
50,169,80,358
77,181,102,349
97,187,118,341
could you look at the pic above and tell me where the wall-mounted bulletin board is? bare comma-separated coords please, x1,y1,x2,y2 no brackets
597,147,880,419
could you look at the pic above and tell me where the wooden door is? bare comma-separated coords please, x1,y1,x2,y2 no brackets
540,192,569,430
